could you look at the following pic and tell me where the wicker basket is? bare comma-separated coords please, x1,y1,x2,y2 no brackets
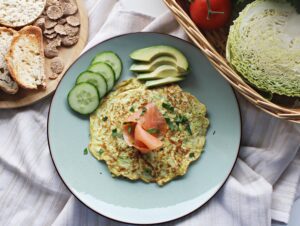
164,0,300,124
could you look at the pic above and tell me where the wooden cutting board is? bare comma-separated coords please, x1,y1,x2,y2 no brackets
0,0,88,109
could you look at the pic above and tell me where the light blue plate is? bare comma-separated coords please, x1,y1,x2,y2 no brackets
48,33,241,224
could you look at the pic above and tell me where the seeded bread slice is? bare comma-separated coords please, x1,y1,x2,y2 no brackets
6,26,46,89
0,27,18,94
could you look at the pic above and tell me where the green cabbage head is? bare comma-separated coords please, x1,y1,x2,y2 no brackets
226,0,300,97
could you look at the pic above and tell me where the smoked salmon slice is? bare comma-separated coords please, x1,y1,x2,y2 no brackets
134,123,163,151
139,103,168,137
122,103,168,153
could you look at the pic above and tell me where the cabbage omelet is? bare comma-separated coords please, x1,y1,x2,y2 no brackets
89,78,209,185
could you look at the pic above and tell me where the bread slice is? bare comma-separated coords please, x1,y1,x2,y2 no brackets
6,26,46,89
0,0,46,28
0,27,18,94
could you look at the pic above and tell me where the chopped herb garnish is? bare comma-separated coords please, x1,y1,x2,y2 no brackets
174,115,182,125
186,123,192,135
175,114,188,125
112,128,123,138
144,168,152,175
162,102,174,112
84,148,88,155
165,117,176,131
189,152,195,158
147,128,160,134
181,115,188,122
129,106,135,112
128,126,132,134
140,107,147,116
174,114,192,135
102,116,108,121
98,148,104,155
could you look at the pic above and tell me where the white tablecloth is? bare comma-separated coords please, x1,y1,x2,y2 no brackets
0,1,299,225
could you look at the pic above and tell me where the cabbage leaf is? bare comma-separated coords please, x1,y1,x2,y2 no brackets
227,0,300,97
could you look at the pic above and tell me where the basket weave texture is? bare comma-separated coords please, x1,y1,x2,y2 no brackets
164,0,300,124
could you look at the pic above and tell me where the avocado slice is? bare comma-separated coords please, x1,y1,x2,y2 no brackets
136,65,186,81
130,45,189,72
145,76,185,88
130,56,181,72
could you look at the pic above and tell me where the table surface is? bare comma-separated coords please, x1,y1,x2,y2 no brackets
122,0,300,226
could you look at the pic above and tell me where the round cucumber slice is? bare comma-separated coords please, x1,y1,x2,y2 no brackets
88,62,115,91
76,71,107,98
68,83,100,115
91,51,122,80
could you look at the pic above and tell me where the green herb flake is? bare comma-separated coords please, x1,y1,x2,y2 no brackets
147,128,160,134
102,116,108,121
175,114,188,125
112,128,123,138
140,107,147,116
162,102,174,112
186,123,192,135
174,114,192,134
129,106,135,112
181,115,188,122
98,148,104,155
174,115,182,124
144,168,152,175
189,152,195,158
84,148,88,155
165,117,176,131
127,126,132,134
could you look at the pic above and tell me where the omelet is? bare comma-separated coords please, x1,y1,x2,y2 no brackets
89,78,209,185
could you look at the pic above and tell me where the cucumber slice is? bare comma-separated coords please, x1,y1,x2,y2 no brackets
91,51,122,80
88,62,115,91
76,71,107,98
145,76,185,88
68,83,100,115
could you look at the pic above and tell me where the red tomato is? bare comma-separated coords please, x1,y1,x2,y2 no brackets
189,0,231,30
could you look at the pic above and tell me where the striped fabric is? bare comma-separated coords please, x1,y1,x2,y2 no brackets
0,1,299,225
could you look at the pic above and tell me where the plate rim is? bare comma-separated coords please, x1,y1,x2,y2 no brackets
47,32,241,225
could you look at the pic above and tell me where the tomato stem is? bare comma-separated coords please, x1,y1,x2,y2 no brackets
205,0,225,20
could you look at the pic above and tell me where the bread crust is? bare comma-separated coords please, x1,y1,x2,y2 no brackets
0,27,17,37
0,27,19,94
5,26,46,89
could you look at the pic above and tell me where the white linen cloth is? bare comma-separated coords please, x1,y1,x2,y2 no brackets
0,0,299,225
